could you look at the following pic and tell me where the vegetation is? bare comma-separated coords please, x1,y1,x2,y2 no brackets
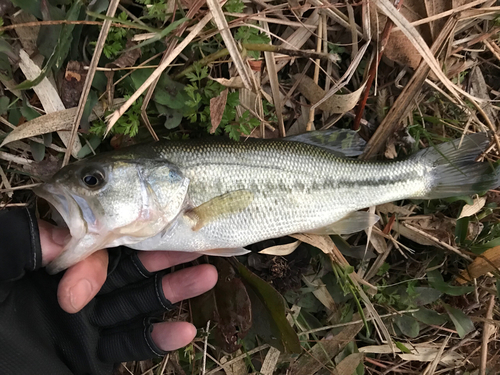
0,0,499,374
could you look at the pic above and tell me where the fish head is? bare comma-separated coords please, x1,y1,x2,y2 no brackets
34,156,190,273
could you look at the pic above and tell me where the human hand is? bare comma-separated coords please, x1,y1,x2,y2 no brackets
38,220,218,352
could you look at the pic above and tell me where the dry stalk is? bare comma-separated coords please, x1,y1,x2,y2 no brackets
62,0,120,166
361,17,457,159
480,294,496,375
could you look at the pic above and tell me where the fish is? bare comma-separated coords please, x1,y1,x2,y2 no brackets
34,130,500,274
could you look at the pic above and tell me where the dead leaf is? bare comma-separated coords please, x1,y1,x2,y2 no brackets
210,89,228,133
398,347,464,366
377,202,415,216
424,0,452,39
370,0,432,70
259,240,301,256
260,347,281,375
1,100,125,147
211,76,245,89
293,74,365,114
190,258,252,353
303,274,337,312
18,48,82,157
458,246,500,283
359,344,463,366
60,61,87,108
290,233,334,254
289,320,364,375
458,196,486,219
334,353,364,375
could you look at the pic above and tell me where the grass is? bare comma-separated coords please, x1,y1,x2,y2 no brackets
0,0,500,374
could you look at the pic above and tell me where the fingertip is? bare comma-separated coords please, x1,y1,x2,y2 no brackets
137,251,201,273
57,249,109,313
151,322,197,351
202,264,218,289
38,220,70,265
162,264,218,304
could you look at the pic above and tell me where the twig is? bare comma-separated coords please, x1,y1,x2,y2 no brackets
0,19,149,33
175,44,331,80
480,294,496,375
402,223,473,261
202,320,210,375
0,151,33,166
261,20,285,137
62,0,120,166
353,0,404,131
306,15,323,131
0,183,41,193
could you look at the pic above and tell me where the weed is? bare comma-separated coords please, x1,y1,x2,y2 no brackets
135,0,169,20
91,96,143,137
90,12,129,59
235,26,271,60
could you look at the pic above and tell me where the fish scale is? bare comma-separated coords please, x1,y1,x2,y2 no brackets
34,132,500,273
130,140,427,251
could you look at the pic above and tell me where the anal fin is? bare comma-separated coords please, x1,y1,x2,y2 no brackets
307,211,380,235
199,248,251,257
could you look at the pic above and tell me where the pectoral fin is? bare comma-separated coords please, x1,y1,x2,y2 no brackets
186,190,254,231
199,248,251,256
307,211,380,235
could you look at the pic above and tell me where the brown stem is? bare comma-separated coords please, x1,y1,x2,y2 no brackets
353,0,405,132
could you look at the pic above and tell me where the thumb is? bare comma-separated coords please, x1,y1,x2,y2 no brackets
38,220,71,266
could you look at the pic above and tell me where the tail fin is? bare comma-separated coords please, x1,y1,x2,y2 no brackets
418,133,500,199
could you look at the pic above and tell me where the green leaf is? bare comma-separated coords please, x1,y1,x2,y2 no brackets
394,314,420,338
399,286,442,307
497,279,500,299
81,90,98,132
43,133,52,147
10,0,42,18
0,96,9,115
224,0,245,13
0,50,13,80
455,217,469,246
444,196,474,205
427,269,473,296
20,104,40,121
395,341,411,353
30,141,45,162
444,304,474,338
472,237,500,254
163,109,183,129
230,258,302,353
412,308,448,326
77,135,102,158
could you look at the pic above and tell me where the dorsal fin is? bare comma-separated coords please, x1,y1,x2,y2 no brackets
284,128,366,157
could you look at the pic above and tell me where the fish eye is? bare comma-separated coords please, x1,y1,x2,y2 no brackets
81,170,105,189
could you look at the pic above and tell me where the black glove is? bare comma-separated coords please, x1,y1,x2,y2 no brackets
0,208,176,375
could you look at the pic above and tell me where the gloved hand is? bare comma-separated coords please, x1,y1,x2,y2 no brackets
0,208,217,375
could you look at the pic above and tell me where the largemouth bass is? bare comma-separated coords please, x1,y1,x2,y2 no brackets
34,131,499,274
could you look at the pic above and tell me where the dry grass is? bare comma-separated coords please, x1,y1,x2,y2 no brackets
1,0,500,374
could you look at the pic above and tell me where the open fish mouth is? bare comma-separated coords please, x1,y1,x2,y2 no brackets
33,184,92,241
